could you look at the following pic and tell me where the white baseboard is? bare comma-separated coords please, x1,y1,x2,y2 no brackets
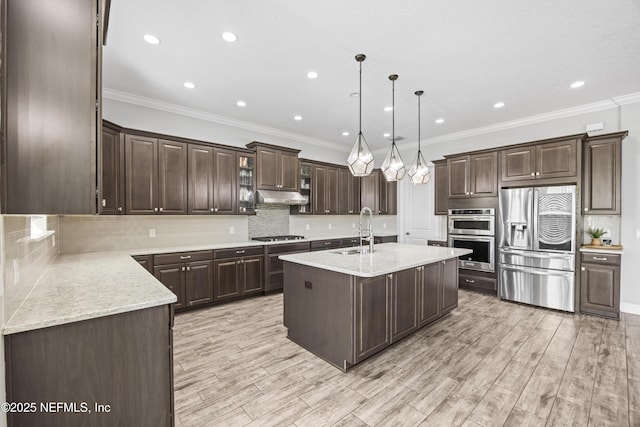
620,302,640,315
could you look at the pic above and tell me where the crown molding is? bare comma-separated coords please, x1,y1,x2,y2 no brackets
383,96,631,156
613,91,640,105
103,88,347,152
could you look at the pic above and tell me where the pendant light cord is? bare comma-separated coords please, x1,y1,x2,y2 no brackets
417,92,421,154
392,78,395,146
358,59,362,137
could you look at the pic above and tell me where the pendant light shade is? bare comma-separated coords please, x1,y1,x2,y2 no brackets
347,54,374,176
408,90,431,185
381,74,405,182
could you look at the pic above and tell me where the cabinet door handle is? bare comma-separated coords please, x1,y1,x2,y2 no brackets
102,198,107,207
465,279,475,283
214,207,219,212
159,207,164,212
348,210,353,213
584,208,589,212
531,172,535,176
470,192,474,195
236,250,246,254
117,206,123,212
593,256,608,261
581,267,586,271
536,172,540,176
154,207,159,212
441,260,446,264
180,255,192,260
210,208,215,212
181,266,185,272
186,266,191,271
388,274,393,279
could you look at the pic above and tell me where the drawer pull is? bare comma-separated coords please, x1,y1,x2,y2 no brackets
592,256,608,261
236,250,246,254
180,255,191,260
324,242,331,245
465,279,475,283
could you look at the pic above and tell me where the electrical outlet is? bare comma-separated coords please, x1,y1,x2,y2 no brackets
352,223,356,229
149,229,156,238
383,223,387,229
305,224,310,230
328,224,332,230
229,226,235,234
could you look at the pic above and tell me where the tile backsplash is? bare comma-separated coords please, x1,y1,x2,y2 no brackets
59,215,248,253
290,215,398,239
248,204,289,238
2,215,59,322
583,215,621,245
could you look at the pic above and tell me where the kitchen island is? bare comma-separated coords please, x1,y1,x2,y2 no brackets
280,243,472,370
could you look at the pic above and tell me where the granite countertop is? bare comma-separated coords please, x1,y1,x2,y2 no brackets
3,233,401,335
279,243,472,278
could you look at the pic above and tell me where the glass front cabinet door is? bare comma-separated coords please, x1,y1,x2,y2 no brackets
238,153,256,214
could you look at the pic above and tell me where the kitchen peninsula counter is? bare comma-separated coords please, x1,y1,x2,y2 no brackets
281,243,472,370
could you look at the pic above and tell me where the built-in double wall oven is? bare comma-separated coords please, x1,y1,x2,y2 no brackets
448,208,495,272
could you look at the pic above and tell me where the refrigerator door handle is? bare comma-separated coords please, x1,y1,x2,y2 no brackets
499,248,574,260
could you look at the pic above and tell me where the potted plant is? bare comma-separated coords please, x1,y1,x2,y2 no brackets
586,227,607,246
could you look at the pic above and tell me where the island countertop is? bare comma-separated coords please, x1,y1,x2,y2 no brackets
279,243,472,277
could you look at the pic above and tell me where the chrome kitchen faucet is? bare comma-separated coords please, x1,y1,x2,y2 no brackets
359,207,374,254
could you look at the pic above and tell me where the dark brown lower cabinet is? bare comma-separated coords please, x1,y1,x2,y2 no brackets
458,269,497,296
580,253,621,319
265,242,311,292
4,305,173,427
132,254,153,273
354,275,391,362
420,263,441,325
391,269,419,342
153,251,213,310
213,246,265,301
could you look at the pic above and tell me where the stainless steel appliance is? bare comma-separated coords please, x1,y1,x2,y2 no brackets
498,185,577,312
448,208,496,272
448,208,495,236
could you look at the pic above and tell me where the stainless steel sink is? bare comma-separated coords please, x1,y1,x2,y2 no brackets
333,248,375,255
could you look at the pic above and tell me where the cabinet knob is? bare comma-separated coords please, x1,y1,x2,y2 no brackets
584,208,589,212
159,207,164,212
181,266,186,272
117,207,123,212
154,208,159,212
531,172,535,176
470,192,474,195
102,198,107,207
388,274,393,279
536,172,540,176
466,192,470,195
581,267,586,271
186,266,191,271
214,207,219,212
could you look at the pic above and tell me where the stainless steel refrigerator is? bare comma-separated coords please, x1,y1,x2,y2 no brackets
498,185,577,312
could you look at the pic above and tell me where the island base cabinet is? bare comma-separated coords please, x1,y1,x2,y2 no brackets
283,258,460,371
4,305,174,427
355,275,391,362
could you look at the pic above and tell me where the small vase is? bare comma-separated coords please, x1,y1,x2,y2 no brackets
591,238,602,246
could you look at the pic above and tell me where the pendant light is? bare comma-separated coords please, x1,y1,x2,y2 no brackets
407,90,431,185
347,54,374,176
381,74,405,181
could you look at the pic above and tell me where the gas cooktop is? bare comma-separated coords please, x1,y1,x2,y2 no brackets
252,235,306,242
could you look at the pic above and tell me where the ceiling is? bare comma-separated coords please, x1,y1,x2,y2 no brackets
103,0,640,152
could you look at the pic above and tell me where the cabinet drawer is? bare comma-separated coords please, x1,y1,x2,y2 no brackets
154,250,212,265
266,242,310,254
310,239,342,251
581,252,621,266
427,240,448,247
459,273,497,292
214,246,264,259
341,237,360,247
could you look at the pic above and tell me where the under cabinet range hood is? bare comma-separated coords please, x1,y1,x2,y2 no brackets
256,189,307,205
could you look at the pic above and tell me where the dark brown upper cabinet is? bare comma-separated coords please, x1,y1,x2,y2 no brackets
501,137,579,182
312,164,339,214
338,167,361,214
188,145,238,214
99,121,125,214
433,160,448,215
379,173,398,215
4,0,102,214
361,170,380,213
247,142,300,192
582,132,627,215
125,135,187,214
448,152,497,198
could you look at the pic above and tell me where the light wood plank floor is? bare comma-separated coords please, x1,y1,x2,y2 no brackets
173,291,640,426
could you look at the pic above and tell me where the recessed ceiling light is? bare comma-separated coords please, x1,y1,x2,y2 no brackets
384,106,393,112
294,115,302,121
435,118,444,124
222,32,237,42
349,92,360,98
570,81,585,88
236,100,246,107
307,71,318,79
383,133,390,138
143,34,160,45
494,102,505,109
183,82,195,89
342,131,350,136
